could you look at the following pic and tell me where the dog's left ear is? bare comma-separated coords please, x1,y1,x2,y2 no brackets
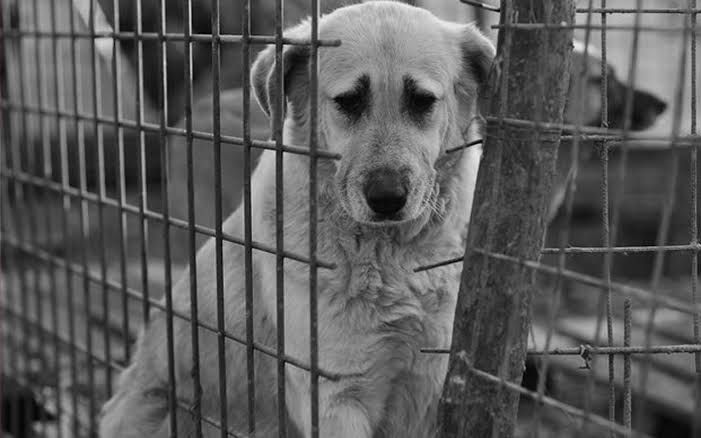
457,24,497,105
251,20,311,124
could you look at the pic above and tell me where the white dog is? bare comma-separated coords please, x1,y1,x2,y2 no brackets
99,2,494,437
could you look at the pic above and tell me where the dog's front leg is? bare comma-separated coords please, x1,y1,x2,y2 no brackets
287,369,388,438
319,401,373,438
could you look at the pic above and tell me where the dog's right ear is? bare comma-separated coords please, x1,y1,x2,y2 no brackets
455,24,497,118
251,20,311,122
458,24,497,99
251,45,277,118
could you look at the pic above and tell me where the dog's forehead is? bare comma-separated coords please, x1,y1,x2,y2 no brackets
316,3,462,93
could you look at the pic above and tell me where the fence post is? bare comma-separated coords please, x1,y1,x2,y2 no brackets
437,1,574,437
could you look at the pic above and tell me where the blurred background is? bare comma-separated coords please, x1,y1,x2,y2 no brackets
1,0,699,436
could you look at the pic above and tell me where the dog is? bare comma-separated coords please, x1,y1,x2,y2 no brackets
99,2,494,437
566,40,667,131
548,39,667,220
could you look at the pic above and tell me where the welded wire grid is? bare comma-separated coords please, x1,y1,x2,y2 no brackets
0,0,698,437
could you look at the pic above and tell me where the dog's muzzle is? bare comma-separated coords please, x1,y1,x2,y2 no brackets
363,168,408,220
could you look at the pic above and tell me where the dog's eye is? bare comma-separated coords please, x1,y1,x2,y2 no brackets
408,92,437,114
332,75,371,121
402,76,438,121
334,91,366,117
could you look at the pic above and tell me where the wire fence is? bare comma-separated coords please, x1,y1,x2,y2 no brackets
0,0,699,437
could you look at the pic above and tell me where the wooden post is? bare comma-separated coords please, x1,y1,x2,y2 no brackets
437,1,574,437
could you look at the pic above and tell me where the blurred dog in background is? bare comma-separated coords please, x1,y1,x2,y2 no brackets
549,40,667,220
566,39,666,130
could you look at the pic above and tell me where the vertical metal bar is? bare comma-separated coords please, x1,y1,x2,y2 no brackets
183,0,202,433
0,2,7,166
65,0,96,432
622,299,632,430
688,4,701,437
0,0,5,150
581,2,610,434
241,0,255,434
309,0,320,436
53,0,80,432
599,2,616,430
41,0,64,431
602,2,643,433
530,2,595,436
156,0,178,434
0,154,22,438
134,0,150,327
273,0,286,436
34,3,51,190
88,0,113,398
68,0,97,430
0,13,23,431
111,0,131,363
1,198,23,438
27,0,49,433
598,1,644,434
211,0,228,434
10,9,34,437
604,0,644,432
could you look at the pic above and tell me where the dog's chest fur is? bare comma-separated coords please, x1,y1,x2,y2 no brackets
272,219,464,365
337,231,459,322
324,229,463,435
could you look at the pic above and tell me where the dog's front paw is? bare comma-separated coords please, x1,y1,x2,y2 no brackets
319,404,373,438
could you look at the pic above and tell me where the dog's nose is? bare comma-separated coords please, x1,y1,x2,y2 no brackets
363,169,408,217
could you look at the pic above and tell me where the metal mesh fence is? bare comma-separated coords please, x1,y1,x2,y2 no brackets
0,0,699,437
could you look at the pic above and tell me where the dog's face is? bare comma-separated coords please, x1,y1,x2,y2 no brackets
252,2,494,225
566,41,667,130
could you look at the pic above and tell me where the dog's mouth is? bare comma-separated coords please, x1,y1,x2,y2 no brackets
366,212,411,225
355,215,417,228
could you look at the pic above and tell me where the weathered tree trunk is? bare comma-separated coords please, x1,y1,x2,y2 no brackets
437,1,575,437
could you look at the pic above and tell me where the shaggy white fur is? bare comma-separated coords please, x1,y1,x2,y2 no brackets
99,2,494,437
